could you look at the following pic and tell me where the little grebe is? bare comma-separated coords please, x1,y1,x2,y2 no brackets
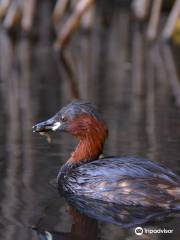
33,101,180,209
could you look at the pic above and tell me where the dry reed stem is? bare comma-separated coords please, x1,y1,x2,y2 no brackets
0,0,12,19
132,0,151,21
161,0,180,40
3,0,21,30
52,0,69,25
55,0,95,50
81,4,94,30
21,0,36,33
146,0,162,41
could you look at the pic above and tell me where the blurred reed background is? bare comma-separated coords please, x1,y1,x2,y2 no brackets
0,0,180,239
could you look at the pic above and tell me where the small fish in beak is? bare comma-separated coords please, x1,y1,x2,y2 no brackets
39,132,53,144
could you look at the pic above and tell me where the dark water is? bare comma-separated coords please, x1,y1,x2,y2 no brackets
0,5,180,240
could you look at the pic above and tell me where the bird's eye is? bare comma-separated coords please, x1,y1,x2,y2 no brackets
61,115,67,122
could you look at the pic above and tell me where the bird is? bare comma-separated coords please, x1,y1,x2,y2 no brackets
32,101,180,210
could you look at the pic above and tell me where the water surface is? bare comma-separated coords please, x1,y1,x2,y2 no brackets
0,5,180,240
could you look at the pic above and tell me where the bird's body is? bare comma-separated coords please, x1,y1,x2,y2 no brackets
58,156,180,209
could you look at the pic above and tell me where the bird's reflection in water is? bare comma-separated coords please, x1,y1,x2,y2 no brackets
33,203,99,240
33,193,180,240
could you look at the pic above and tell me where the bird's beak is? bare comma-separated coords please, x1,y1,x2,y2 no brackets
32,117,61,133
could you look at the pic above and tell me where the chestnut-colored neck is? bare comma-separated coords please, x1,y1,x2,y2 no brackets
67,116,108,165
